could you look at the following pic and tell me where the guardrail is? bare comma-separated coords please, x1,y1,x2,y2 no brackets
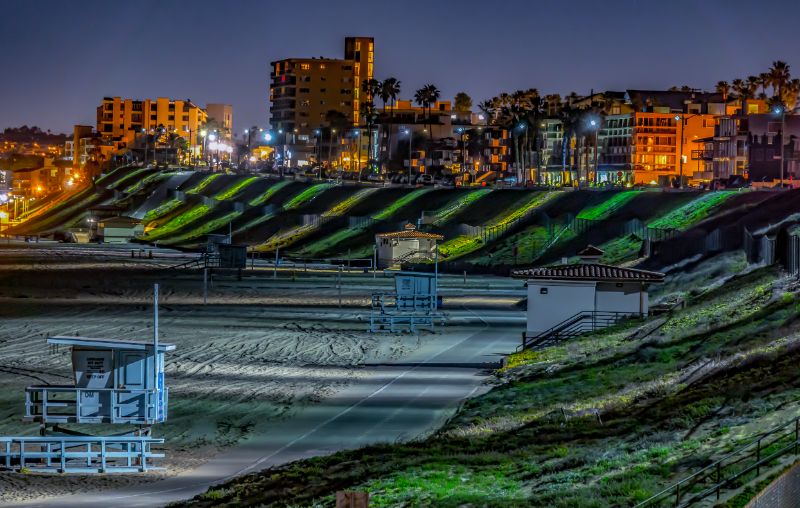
636,416,800,507
519,311,640,351
0,435,164,473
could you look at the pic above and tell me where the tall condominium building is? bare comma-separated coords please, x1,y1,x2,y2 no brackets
206,103,234,140
270,37,374,138
96,97,208,147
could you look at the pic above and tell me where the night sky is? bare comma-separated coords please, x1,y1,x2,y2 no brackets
2,0,798,134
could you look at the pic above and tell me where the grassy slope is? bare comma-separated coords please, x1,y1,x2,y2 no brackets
182,255,800,508
437,191,557,260
290,188,432,258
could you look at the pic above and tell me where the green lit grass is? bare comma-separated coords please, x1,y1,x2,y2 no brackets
648,191,736,230
291,188,431,258
185,173,221,194
437,192,556,260
142,204,211,240
322,188,378,217
371,188,431,220
431,189,492,226
576,191,639,220
143,199,183,222
123,172,172,195
248,180,292,207
160,211,243,245
213,176,259,201
283,183,332,210
106,167,153,190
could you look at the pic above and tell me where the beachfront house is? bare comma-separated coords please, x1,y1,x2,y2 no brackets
98,216,144,243
512,248,664,348
375,223,443,268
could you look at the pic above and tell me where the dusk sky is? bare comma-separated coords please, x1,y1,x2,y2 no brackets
2,0,799,134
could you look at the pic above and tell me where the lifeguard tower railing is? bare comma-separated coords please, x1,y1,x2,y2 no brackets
0,435,164,473
25,385,168,425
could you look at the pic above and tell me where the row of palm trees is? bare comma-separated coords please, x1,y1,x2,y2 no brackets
356,78,450,172
715,61,800,109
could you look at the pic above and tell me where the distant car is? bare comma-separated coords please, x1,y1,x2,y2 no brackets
416,174,434,185
367,173,385,182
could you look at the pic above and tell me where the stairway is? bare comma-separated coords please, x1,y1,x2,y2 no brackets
519,311,641,351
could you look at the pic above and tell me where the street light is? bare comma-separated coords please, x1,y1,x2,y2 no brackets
773,105,787,188
674,114,699,189
403,128,413,185
586,117,600,185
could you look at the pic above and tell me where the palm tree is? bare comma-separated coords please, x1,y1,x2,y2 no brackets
715,81,730,102
379,78,401,168
768,61,792,99
758,72,771,99
477,100,495,123
414,84,440,150
454,92,473,112
359,101,378,174
782,78,800,110
558,105,580,184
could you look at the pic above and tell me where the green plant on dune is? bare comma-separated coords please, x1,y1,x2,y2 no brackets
283,183,333,210
248,180,292,207
648,191,736,230
431,189,492,226
123,172,172,195
323,188,378,217
213,176,260,201
143,199,184,222
142,204,211,240
371,188,431,220
160,210,243,245
185,173,221,195
106,167,154,190
95,164,137,185
576,191,639,221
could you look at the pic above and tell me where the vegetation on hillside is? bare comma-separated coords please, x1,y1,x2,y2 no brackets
182,256,800,507
214,176,260,201
248,180,292,207
576,190,638,221
185,173,221,194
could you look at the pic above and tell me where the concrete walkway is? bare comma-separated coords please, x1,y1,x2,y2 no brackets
16,316,521,508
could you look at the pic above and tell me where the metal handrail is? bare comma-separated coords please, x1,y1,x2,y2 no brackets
635,416,800,507
519,311,640,350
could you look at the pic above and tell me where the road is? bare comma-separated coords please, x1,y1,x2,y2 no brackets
15,314,521,508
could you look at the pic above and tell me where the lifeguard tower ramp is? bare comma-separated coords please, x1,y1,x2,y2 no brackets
0,286,176,473
370,272,441,333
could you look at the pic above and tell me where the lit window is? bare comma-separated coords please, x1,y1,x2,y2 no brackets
320,64,326,70
300,63,310,70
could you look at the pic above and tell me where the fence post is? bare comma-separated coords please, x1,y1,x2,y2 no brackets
757,438,762,477
675,482,680,507
795,418,799,455
716,462,721,499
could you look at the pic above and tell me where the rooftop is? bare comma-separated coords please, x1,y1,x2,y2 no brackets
376,223,444,240
512,263,665,283
47,336,176,352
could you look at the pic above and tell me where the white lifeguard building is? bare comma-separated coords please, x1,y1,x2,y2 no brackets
512,247,664,350
375,223,443,268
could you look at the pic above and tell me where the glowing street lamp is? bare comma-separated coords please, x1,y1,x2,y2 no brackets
773,105,787,188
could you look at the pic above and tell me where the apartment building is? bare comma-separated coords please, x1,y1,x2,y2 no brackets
206,103,233,141
96,97,208,148
270,37,374,138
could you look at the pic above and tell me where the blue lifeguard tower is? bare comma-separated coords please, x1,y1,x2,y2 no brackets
369,272,442,332
0,285,175,473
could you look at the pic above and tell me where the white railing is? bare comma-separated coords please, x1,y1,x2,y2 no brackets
25,385,167,425
0,435,164,473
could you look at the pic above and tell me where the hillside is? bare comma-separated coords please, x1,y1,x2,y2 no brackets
177,253,800,507
10,166,800,276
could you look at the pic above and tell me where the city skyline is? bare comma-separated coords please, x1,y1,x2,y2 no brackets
1,0,800,133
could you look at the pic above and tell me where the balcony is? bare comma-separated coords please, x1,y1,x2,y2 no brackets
25,385,167,425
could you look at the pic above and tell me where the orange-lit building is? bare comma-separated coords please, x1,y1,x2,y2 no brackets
96,97,208,149
270,37,374,137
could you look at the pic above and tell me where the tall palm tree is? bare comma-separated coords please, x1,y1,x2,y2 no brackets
558,104,580,184
379,78,401,167
414,84,440,150
758,72,771,99
715,81,730,102
359,101,378,173
768,61,792,99
782,78,800,110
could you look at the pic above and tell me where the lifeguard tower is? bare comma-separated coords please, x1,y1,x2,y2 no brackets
0,285,175,473
369,272,442,332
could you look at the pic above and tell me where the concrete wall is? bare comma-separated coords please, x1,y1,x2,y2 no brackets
526,280,596,334
377,237,434,268
595,282,647,314
746,461,800,508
